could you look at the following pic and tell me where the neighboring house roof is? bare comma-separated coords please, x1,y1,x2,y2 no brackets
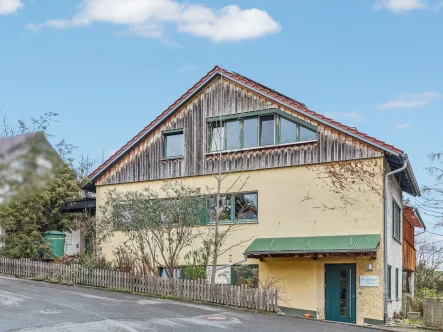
244,234,380,258
403,205,426,229
0,132,42,157
87,66,420,196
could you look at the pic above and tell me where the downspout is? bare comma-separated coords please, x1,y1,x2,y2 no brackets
384,154,408,324
216,253,248,270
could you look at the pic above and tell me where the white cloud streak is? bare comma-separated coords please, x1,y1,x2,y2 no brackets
0,0,23,15
373,0,428,13
176,65,196,73
378,91,441,110
26,0,281,43
396,122,412,130
323,111,365,122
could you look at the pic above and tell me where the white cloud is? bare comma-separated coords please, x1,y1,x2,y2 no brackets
176,65,196,73
0,0,23,15
373,0,427,13
25,0,281,43
323,111,365,122
396,122,412,130
378,91,441,109
434,1,443,10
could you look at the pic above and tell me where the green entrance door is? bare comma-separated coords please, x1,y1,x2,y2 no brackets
325,264,356,323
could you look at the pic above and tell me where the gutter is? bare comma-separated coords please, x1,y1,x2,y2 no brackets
383,154,408,324
216,253,247,271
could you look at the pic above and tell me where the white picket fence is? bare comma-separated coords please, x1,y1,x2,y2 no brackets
0,257,278,312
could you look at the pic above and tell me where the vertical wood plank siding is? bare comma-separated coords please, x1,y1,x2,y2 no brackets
403,211,416,271
96,78,382,185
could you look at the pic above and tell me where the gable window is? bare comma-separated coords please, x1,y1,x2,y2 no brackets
207,109,317,153
210,123,225,152
163,130,184,158
243,117,258,148
279,117,297,144
300,126,317,141
206,192,258,224
259,115,275,146
225,120,241,150
392,200,401,241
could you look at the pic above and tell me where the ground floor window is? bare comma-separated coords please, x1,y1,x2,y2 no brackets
387,266,392,300
395,268,399,299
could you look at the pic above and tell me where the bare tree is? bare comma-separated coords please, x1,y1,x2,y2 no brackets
420,152,443,227
414,235,443,291
101,182,206,279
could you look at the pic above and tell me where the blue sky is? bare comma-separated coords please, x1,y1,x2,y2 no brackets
1,0,442,229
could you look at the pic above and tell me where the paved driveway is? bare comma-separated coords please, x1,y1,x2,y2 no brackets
0,276,372,332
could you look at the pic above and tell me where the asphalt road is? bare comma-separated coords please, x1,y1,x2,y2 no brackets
0,276,373,332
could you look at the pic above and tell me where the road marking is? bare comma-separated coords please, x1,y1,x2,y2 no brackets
0,289,34,300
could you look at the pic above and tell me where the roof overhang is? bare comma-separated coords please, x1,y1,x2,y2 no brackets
87,68,421,197
403,205,426,229
245,234,380,259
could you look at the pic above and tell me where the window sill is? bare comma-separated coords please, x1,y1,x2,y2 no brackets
392,237,402,245
161,156,184,161
208,220,259,226
205,140,317,156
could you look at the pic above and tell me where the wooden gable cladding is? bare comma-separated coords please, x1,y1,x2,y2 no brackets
96,77,383,186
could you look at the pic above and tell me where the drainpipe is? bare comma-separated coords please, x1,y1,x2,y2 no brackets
216,253,248,270
384,154,408,324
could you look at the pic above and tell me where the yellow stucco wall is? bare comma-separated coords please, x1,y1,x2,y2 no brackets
95,157,385,324
258,249,384,324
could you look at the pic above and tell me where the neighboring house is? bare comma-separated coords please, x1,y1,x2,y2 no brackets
402,205,425,298
86,66,421,325
0,132,60,238
0,132,85,256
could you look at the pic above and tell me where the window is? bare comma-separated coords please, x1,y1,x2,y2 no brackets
393,200,402,241
207,195,232,222
207,192,258,223
163,130,184,158
395,268,399,299
210,124,225,152
243,117,258,148
279,117,297,144
225,120,241,150
387,266,392,300
259,115,275,146
207,110,317,153
299,126,317,141
234,193,258,221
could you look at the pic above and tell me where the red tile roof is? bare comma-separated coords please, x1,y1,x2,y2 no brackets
89,65,404,181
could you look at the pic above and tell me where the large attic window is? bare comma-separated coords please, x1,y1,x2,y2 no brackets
207,109,317,153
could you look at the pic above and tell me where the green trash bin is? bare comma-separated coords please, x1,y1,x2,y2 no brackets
43,231,66,258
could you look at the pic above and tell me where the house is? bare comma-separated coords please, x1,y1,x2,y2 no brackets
402,205,425,297
0,132,85,255
86,66,421,325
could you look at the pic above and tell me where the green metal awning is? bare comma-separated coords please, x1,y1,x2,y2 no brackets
245,234,380,258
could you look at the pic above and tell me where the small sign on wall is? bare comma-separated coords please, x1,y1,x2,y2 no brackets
360,276,379,287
